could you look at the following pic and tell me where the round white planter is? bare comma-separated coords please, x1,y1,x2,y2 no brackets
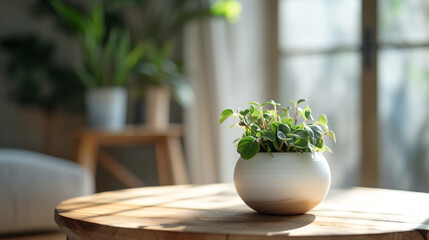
85,87,127,131
234,152,331,215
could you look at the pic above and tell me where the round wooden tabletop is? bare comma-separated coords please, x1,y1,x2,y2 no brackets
55,184,429,240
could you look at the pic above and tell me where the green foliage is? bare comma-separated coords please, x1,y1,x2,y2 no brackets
50,0,144,88
219,99,336,160
0,35,85,113
137,42,193,107
103,0,241,107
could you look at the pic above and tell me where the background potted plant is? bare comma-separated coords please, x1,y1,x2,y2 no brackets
219,99,336,215
50,1,144,130
104,0,241,128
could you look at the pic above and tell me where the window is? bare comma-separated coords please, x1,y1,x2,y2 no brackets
277,0,429,191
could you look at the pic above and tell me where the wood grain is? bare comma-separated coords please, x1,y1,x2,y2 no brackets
55,184,429,239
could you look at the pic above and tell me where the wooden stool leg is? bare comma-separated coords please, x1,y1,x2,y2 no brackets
155,139,173,185
75,136,98,176
166,136,189,184
98,150,146,188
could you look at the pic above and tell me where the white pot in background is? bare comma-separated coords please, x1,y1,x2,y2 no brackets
234,152,331,215
85,87,127,131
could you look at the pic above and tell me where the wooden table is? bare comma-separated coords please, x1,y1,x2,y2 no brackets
74,124,188,187
55,184,429,240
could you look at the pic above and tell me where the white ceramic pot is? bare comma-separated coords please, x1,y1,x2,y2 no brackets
234,152,331,215
85,87,127,131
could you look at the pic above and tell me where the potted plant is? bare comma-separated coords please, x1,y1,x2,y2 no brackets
219,99,336,215
50,1,144,130
103,0,241,128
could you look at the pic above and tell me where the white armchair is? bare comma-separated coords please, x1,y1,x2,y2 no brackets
0,149,94,236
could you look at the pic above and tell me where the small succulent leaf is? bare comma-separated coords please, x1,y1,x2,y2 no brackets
305,124,316,144
288,100,296,106
250,108,261,118
286,139,294,146
315,139,324,148
237,136,260,159
271,100,280,105
309,125,323,139
249,101,261,107
261,130,276,142
293,129,309,139
294,139,308,149
239,109,249,116
263,113,274,120
281,117,293,126
328,130,336,143
324,144,332,153
233,138,240,144
304,110,314,121
277,131,287,141
229,124,237,128
297,99,307,105
273,140,281,151
250,124,260,132
271,121,281,133
318,114,328,127
219,109,234,124
278,123,291,135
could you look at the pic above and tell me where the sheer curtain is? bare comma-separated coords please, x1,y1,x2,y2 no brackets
184,1,273,183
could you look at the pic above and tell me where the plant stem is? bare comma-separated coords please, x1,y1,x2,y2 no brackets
258,138,268,152
279,140,285,151
294,104,298,124
274,104,277,121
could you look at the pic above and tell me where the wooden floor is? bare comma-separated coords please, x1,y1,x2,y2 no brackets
0,232,65,240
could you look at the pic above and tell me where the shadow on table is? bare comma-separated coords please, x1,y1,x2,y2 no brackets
140,212,315,236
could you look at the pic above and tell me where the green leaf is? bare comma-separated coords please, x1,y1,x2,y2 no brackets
49,0,86,33
293,129,309,139
271,121,281,133
261,130,276,142
315,139,324,148
278,124,291,135
277,131,287,141
239,109,249,116
305,124,315,144
297,99,307,105
288,100,296,106
233,138,240,144
219,109,234,124
324,145,333,153
294,139,308,149
262,100,280,106
273,140,281,151
282,106,292,112
328,130,336,143
281,117,293,126
304,110,313,120
250,124,260,132
309,125,323,139
318,114,328,127
249,101,261,107
237,136,260,159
